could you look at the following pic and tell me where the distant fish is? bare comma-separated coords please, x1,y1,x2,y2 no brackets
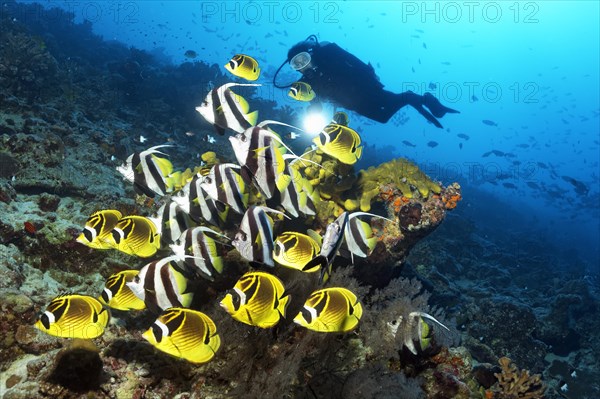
516,143,530,148
457,133,470,140
288,81,315,102
471,95,478,102
202,134,216,144
402,140,416,147
184,50,197,58
526,181,540,190
441,61,451,65
427,141,439,148
482,119,498,126
482,149,506,157
562,176,589,195
332,111,349,126
503,182,517,189
423,42,427,49
428,82,437,90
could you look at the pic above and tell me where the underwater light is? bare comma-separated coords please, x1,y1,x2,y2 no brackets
302,102,330,135
303,112,328,135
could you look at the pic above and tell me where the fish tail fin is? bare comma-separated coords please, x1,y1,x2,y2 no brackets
278,292,291,318
302,255,326,273
319,262,333,285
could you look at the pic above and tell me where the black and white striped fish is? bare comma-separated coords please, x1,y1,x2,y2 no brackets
232,206,286,267
126,256,193,313
303,212,349,283
196,83,259,135
343,212,394,262
229,124,294,199
149,201,194,246
170,226,229,281
279,154,319,218
172,173,227,227
116,145,177,197
200,163,248,215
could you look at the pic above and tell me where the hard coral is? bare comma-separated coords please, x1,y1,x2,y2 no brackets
0,31,58,97
490,357,546,399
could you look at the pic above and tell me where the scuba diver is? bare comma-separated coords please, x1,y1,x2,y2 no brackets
273,35,459,127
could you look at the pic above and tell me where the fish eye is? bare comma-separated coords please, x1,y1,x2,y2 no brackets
300,307,313,324
82,229,93,243
40,313,51,329
133,276,140,284
204,176,212,184
231,292,241,311
151,324,163,343
202,100,208,106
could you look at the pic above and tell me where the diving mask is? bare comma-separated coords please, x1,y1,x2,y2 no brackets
290,52,311,71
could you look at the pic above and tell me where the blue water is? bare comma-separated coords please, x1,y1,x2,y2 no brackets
17,0,600,267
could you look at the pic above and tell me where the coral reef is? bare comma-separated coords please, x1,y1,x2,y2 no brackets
488,357,546,399
3,1,598,398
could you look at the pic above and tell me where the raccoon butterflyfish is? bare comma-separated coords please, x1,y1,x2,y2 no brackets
293,287,362,333
225,54,261,81
273,231,321,272
288,81,315,101
313,123,363,165
143,307,220,364
76,209,122,250
331,111,349,126
196,83,259,135
126,256,193,313
220,271,290,328
99,270,146,311
116,145,179,197
35,294,110,339
108,215,161,258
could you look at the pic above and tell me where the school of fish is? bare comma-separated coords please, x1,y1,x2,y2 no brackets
34,54,442,365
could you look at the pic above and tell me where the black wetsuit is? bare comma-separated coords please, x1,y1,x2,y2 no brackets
296,42,457,126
